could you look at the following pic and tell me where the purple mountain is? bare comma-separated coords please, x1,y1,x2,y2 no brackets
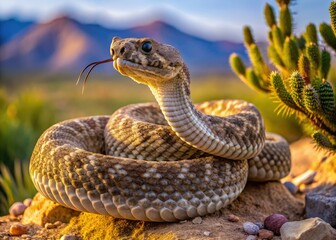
0,16,247,74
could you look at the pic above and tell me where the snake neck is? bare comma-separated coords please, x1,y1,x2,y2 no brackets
149,70,235,158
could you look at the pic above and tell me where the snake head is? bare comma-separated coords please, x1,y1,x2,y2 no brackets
110,37,184,86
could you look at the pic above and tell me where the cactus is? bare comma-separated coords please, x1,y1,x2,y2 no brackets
230,1,336,152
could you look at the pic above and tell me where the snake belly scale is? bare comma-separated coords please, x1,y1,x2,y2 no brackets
30,37,291,222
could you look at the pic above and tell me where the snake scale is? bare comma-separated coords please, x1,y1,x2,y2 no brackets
30,37,291,222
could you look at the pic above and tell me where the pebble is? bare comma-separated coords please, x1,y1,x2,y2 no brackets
243,222,259,235
9,223,28,236
305,185,336,227
192,216,202,224
21,234,31,239
255,221,264,229
45,222,56,229
9,202,27,217
292,169,316,186
54,220,63,227
283,181,298,195
246,235,257,240
258,229,274,239
203,231,211,236
60,234,80,240
23,198,32,207
264,214,288,235
227,214,240,222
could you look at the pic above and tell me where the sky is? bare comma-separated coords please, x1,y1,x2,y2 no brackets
0,0,332,42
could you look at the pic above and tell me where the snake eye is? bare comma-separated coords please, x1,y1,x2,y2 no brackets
141,41,152,53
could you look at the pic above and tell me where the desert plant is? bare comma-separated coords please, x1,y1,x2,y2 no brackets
0,89,56,215
0,89,56,168
230,1,336,152
0,160,36,215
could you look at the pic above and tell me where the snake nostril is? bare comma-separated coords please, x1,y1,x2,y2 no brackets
120,47,125,55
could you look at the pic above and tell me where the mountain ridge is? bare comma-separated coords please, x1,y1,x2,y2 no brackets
0,16,248,74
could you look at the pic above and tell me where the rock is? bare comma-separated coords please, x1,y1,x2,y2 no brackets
258,229,274,239
280,217,336,240
264,213,288,235
283,181,298,195
22,193,80,226
255,222,264,229
243,222,259,235
23,198,33,207
54,221,63,227
9,223,28,236
21,234,32,239
305,184,336,227
45,222,56,229
203,231,211,236
192,216,202,224
60,235,80,240
246,235,257,240
292,169,316,186
227,214,240,222
9,202,27,216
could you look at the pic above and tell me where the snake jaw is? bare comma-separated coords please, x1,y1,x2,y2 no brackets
114,58,182,85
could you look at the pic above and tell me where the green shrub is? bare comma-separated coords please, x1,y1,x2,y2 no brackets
0,88,55,215
0,160,36,215
0,89,56,167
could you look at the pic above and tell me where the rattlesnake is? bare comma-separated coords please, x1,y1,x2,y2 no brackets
30,37,291,222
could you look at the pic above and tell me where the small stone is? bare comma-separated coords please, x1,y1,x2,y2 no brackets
203,231,211,236
192,216,202,224
292,169,316,186
258,229,274,239
21,234,31,239
9,223,28,236
280,217,336,240
305,185,336,227
45,222,55,229
9,202,27,217
60,234,80,240
283,181,298,195
243,222,259,235
54,220,63,227
264,213,288,235
255,222,264,229
246,235,257,240
227,214,240,222
23,198,32,207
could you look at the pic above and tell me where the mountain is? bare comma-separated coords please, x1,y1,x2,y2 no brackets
0,18,34,44
0,16,247,74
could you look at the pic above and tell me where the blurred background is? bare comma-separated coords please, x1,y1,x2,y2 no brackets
0,0,334,214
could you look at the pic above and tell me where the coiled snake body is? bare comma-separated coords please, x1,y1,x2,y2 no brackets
30,37,291,222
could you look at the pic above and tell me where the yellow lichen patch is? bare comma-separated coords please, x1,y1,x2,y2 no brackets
22,193,79,226
61,212,176,240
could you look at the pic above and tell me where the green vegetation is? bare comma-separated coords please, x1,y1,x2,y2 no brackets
0,88,55,215
0,89,56,168
230,0,336,152
0,161,36,215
